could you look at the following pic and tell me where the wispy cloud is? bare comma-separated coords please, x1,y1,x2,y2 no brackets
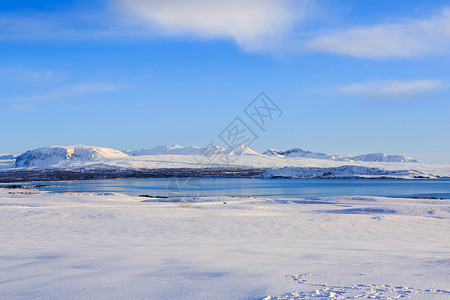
6,82,120,103
0,67,123,108
10,103,38,112
306,8,450,59
337,79,445,96
0,11,153,42
0,67,65,88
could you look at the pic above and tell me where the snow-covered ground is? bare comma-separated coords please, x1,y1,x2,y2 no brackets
1,188,449,299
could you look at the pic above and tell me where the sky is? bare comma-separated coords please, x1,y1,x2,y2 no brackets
1,0,450,163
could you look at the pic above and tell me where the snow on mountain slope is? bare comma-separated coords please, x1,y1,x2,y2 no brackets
350,153,420,163
125,144,260,156
0,154,16,160
262,149,284,156
14,145,127,168
258,165,438,179
278,148,348,160
222,144,260,155
265,148,421,163
124,144,203,155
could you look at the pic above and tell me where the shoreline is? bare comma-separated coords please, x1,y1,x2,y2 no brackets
0,167,269,184
1,167,447,184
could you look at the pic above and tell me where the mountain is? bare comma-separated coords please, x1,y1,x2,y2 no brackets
125,144,260,156
14,145,127,168
258,166,437,179
263,148,420,163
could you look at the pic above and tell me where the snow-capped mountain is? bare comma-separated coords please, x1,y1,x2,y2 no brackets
258,166,437,179
125,144,260,156
14,145,127,168
263,148,420,163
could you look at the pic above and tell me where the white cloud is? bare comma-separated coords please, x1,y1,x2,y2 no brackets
307,8,450,59
3,2,450,60
337,80,445,96
0,1,310,50
116,0,309,50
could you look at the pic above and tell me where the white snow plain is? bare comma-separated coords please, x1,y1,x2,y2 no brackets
1,188,449,299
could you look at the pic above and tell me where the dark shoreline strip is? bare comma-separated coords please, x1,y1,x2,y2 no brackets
0,168,269,183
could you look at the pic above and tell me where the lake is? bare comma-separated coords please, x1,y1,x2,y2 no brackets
9,178,450,199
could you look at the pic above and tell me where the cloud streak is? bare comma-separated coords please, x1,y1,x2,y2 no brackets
0,12,154,41
6,82,120,103
0,67,65,88
337,80,445,96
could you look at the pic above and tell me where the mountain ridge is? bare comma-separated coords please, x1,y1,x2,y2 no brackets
8,144,422,170
263,148,420,163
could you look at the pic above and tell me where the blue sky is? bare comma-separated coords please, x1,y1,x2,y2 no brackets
1,0,450,163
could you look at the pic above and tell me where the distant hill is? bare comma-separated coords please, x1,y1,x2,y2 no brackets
263,148,420,163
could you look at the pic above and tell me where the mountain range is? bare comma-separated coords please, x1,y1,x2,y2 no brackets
263,148,419,163
8,144,421,169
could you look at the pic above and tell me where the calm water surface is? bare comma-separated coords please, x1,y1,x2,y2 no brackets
11,178,450,199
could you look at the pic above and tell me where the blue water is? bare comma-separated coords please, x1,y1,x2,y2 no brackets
9,178,450,199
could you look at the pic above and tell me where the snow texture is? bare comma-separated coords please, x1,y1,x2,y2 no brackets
0,154,16,160
0,189,449,299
